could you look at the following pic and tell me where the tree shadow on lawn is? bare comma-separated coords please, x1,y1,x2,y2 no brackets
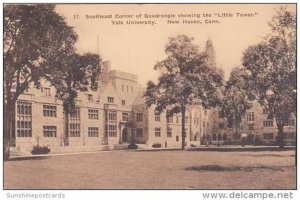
6,156,48,162
185,165,294,172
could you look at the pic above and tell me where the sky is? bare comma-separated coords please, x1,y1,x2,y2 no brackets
55,4,296,86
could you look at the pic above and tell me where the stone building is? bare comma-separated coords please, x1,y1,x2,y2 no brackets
12,61,204,152
11,61,296,153
205,102,296,145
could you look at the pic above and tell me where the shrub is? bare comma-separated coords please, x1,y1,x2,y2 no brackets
128,143,138,149
190,144,196,147
31,145,51,155
152,143,161,148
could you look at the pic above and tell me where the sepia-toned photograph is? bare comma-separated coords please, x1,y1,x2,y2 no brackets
3,3,296,191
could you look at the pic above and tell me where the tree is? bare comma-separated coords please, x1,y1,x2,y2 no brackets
220,67,254,140
242,7,296,148
3,5,100,159
144,35,223,149
47,53,101,144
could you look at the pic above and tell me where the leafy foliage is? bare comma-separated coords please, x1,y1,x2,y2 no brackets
47,53,101,114
4,5,77,106
128,143,138,149
31,145,51,155
152,143,162,148
242,6,296,147
220,67,254,130
3,5,101,159
144,35,224,149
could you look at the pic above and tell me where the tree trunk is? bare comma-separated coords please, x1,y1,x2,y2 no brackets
236,124,238,139
181,107,186,150
64,112,69,146
4,114,11,161
3,103,14,161
276,122,285,149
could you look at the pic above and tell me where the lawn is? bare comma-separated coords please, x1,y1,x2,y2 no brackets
4,150,296,189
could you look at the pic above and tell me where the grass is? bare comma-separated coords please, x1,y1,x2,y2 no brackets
4,150,296,189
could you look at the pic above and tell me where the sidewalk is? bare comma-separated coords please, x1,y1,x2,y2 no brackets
187,145,296,152
8,145,295,160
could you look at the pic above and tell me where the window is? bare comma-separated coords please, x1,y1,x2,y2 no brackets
108,111,117,121
88,127,99,137
204,110,207,116
88,109,98,120
87,94,93,102
263,133,273,140
16,102,32,137
136,113,143,122
70,108,80,119
43,126,57,137
263,108,268,115
167,128,172,137
176,136,179,142
43,105,57,117
247,111,255,121
70,123,80,137
185,117,188,123
263,120,273,127
248,124,254,130
284,132,295,140
219,123,225,129
122,112,129,122
203,121,206,128
155,128,161,137
107,96,114,103
69,108,80,137
137,128,143,137
41,87,51,96
227,118,233,128
122,100,126,106
106,125,117,137
17,121,32,137
17,101,32,115
166,116,173,124
155,112,160,122
176,116,179,124
207,122,209,128
284,119,295,127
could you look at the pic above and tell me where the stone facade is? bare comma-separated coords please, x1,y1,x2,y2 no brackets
11,62,296,152
206,102,296,145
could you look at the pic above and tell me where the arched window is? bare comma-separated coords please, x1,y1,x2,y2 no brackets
223,133,227,141
212,133,217,141
218,133,222,141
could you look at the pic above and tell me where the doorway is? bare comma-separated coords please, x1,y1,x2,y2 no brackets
122,128,128,142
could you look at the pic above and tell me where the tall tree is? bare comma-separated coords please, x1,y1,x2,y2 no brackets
220,67,254,140
47,53,101,144
144,35,223,149
3,5,101,159
242,7,296,148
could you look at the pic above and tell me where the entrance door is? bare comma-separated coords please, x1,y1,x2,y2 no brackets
122,128,128,142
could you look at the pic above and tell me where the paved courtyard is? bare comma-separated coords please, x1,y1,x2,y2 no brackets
4,150,296,189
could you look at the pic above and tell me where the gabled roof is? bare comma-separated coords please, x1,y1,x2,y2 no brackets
131,89,146,106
